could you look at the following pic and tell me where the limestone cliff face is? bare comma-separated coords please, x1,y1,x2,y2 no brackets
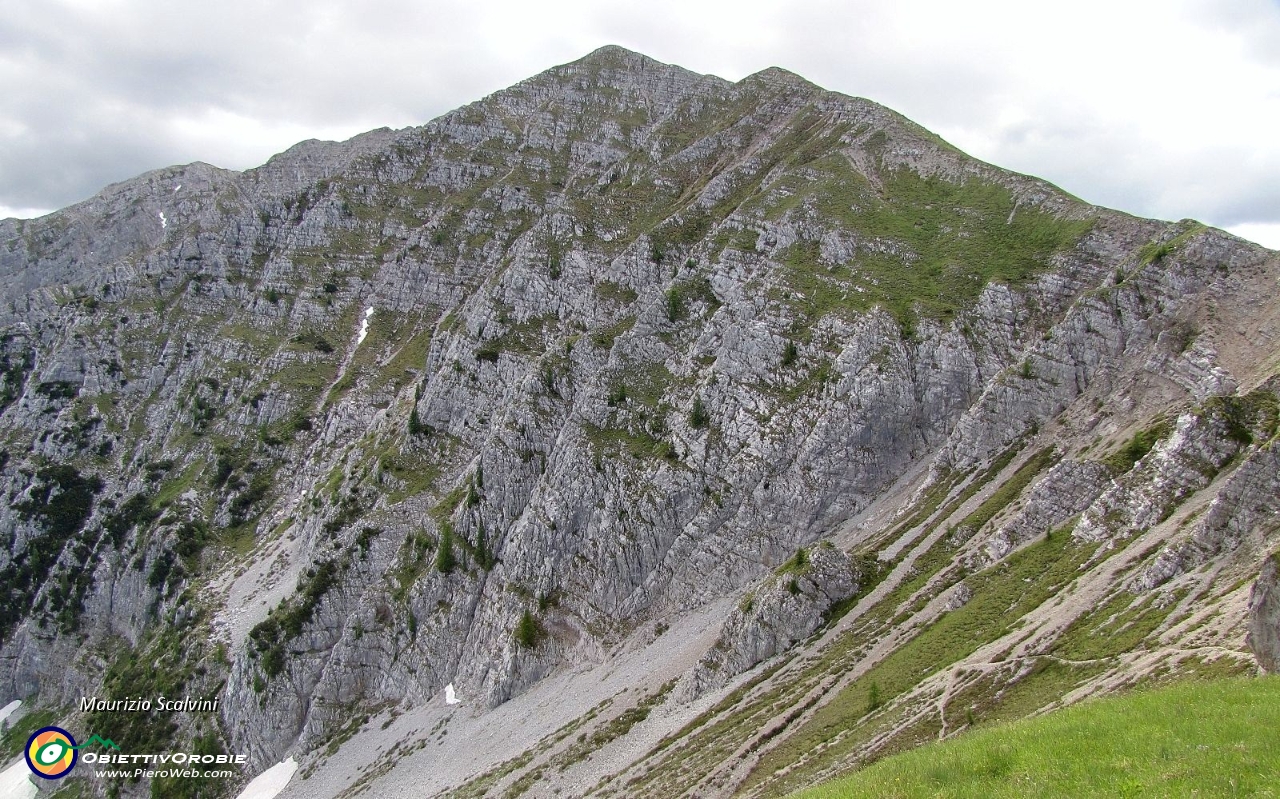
685,541,862,695
1,46,1278,798
1248,556,1280,673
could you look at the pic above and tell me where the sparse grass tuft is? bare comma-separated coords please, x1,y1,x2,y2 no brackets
766,165,1093,329
1101,421,1172,475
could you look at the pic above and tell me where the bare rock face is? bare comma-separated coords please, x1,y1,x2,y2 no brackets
984,459,1112,563
1248,555,1280,673
686,542,860,695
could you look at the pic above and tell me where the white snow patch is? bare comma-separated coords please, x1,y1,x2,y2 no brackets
0,700,20,726
356,306,374,345
158,211,167,229
444,683,460,705
233,758,297,799
0,758,37,799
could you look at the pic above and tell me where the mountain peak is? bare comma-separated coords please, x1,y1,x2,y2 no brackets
566,44,678,75
578,43,646,63
742,65,817,90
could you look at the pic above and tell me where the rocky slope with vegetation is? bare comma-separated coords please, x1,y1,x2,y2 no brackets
1,46,1278,798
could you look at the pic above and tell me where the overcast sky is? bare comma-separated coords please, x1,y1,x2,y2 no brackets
1,0,1277,248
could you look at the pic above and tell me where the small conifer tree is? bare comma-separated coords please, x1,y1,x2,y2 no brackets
690,396,710,429
435,524,456,574
515,609,542,648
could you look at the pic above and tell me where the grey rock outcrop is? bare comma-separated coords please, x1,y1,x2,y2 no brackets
984,459,1111,562
686,542,860,694
1248,555,1280,673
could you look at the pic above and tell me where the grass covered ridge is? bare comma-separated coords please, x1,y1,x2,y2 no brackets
789,676,1280,798
764,162,1094,330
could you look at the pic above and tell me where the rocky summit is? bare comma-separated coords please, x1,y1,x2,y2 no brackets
1,45,1278,798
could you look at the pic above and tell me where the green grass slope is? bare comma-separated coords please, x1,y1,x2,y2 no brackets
789,676,1280,798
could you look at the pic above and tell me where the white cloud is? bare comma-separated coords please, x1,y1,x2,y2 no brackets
164,108,383,171
1227,222,1280,250
0,205,54,220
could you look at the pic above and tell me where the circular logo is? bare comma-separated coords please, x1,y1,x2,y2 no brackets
25,726,78,779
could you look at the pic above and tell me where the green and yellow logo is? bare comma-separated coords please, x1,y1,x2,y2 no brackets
25,726,77,779
24,728,120,779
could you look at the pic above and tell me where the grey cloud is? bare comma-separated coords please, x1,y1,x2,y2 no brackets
981,115,1280,228
0,0,521,208
1189,0,1280,69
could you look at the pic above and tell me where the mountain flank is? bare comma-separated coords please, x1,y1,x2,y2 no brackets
0,45,1278,798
